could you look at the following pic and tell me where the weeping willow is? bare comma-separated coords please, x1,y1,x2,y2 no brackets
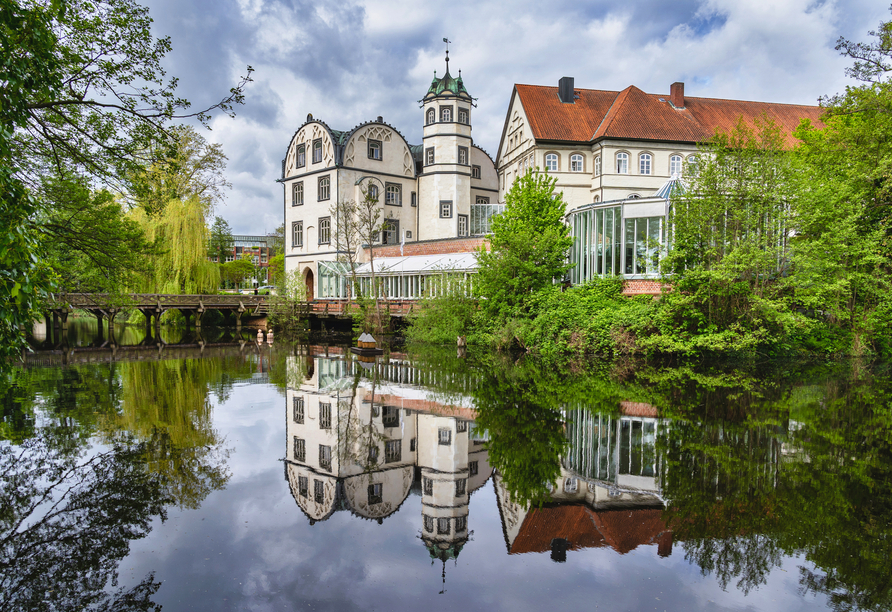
130,196,219,294
99,359,230,509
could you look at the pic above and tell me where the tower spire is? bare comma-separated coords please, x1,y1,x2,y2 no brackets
443,37,451,73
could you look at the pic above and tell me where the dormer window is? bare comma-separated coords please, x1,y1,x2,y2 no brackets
440,106,452,123
458,108,469,124
312,139,322,163
426,108,436,125
368,139,382,160
296,144,306,168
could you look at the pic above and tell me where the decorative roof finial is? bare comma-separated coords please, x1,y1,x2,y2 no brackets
443,37,451,73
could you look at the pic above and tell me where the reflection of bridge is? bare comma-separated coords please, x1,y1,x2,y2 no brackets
22,341,273,369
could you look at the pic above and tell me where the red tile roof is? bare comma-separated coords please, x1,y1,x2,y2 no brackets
515,83,824,148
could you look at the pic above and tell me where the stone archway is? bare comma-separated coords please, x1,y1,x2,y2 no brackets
304,269,314,301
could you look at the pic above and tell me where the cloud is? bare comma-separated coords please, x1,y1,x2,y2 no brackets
140,0,888,234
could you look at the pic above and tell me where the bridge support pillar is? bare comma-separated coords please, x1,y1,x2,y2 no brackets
236,309,244,331
107,309,119,339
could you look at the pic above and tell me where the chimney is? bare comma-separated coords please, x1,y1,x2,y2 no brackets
558,76,575,104
670,82,684,109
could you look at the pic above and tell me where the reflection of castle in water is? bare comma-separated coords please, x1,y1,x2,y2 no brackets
283,353,492,561
495,401,672,562
283,351,672,565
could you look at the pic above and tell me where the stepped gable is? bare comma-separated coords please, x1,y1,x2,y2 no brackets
515,83,824,146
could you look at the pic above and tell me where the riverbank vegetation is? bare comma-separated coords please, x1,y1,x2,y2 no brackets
407,19,892,359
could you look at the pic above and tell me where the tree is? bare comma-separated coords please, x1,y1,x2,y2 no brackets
270,223,285,257
208,216,234,264
220,255,254,290
330,198,362,299
353,186,388,334
0,0,250,358
126,125,232,215
475,170,573,323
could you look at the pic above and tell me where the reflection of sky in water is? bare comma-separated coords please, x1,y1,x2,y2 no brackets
114,379,828,612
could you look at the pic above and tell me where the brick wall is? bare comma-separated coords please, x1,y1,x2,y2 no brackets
364,237,488,260
621,279,666,296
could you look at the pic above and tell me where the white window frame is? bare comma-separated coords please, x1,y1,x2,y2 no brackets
425,147,434,166
616,152,629,174
385,183,401,206
545,153,558,172
594,155,601,176
458,108,469,124
639,153,652,175
368,139,382,161
440,106,452,123
439,201,452,218
570,153,584,173
426,108,435,125
670,154,683,176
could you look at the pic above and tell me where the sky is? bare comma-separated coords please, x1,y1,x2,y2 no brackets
141,0,888,235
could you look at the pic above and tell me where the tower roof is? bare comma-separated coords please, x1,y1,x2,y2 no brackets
425,70,470,99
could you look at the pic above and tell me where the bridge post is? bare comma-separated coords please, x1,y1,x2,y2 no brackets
107,309,119,340
58,308,69,332
196,300,205,330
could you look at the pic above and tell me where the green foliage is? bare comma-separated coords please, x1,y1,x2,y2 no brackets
267,268,308,331
208,216,234,264
405,273,478,344
476,170,573,322
132,197,220,294
268,253,285,288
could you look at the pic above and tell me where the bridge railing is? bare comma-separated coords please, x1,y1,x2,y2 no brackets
50,293,269,309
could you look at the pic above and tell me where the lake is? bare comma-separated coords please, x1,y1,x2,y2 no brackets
2,321,890,611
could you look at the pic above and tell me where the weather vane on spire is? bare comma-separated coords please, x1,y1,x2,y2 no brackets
443,37,451,72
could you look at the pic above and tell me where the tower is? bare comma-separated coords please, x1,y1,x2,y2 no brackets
417,44,475,240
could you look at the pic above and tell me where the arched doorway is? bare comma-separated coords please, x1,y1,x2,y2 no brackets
304,269,314,301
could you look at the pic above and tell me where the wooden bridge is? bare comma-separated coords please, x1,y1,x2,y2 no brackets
44,293,419,336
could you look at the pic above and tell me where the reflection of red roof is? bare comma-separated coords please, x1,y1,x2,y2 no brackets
515,84,823,147
620,401,658,418
510,505,671,556
370,393,477,421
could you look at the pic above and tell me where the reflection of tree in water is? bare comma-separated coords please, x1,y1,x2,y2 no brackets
0,434,167,612
101,359,232,509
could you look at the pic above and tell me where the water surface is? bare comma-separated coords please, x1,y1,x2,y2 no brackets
2,330,890,611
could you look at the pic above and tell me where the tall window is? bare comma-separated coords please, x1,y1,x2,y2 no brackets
440,106,452,122
545,153,558,171
458,108,469,124
458,146,469,165
385,183,401,206
425,147,434,166
368,184,378,201
292,181,303,206
293,396,304,423
455,516,467,532
367,483,383,505
424,514,434,532
669,154,683,176
455,478,467,496
439,201,452,218
426,108,435,125
624,216,664,276
411,192,417,207
437,517,450,535
639,153,652,175
382,219,399,245
314,479,324,502
570,153,584,172
438,427,452,445
318,217,330,244
423,477,433,496
318,176,330,201
319,403,331,429
458,214,468,237
312,139,322,163
319,445,332,471
687,155,699,175
385,440,401,463
298,476,308,497
293,437,305,462
469,460,478,476
296,144,306,168
382,406,399,427
291,221,303,248
368,139,381,160
471,165,481,179
616,152,629,174
594,155,601,176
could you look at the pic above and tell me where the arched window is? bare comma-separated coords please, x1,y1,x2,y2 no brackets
594,155,601,176
669,154,683,176
687,155,699,175
570,153,584,172
545,153,558,172
313,140,323,163
426,108,435,125
440,106,452,122
368,184,378,201
628,193,640,199
639,153,652,175
594,195,600,203
616,152,629,174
